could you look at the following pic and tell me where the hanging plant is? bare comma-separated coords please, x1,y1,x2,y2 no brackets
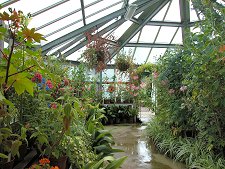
82,31,118,72
136,63,155,78
115,52,133,72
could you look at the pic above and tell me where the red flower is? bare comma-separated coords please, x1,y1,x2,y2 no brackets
51,103,57,109
32,72,42,83
46,80,53,89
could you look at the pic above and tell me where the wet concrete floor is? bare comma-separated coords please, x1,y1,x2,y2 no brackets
105,124,186,169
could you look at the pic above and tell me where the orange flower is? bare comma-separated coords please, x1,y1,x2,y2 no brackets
50,166,60,169
107,85,115,93
39,158,50,165
219,45,225,53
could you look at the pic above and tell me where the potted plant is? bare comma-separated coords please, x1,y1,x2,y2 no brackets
128,108,139,123
82,31,118,72
82,47,107,72
115,52,133,72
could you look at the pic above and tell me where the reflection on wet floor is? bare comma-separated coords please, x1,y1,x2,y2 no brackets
106,123,186,169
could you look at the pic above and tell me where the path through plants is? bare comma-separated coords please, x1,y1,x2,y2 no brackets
106,110,186,169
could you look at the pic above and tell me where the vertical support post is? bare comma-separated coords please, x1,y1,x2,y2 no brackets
99,70,103,102
179,0,190,44
0,21,4,58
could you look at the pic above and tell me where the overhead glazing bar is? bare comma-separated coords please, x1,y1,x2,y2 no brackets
44,1,123,38
0,0,19,8
80,0,86,25
31,0,70,17
36,0,104,30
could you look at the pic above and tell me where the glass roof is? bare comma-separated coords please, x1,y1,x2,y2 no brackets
1,0,224,65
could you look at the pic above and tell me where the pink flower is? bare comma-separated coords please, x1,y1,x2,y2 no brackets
153,71,159,79
168,89,175,94
132,75,139,80
180,86,187,92
140,82,146,88
46,80,53,89
133,93,138,96
135,86,139,90
130,84,136,90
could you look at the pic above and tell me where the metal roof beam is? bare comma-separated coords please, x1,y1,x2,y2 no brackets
0,0,19,8
44,1,123,39
31,0,70,17
179,0,190,43
60,1,158,57
80,0,86,25
145,0,172,63
41,0,155,55
126,43,181,48
62,18,125,58
41,3,125,54
147,21,197,27
36,0,104,30
110,0,170,60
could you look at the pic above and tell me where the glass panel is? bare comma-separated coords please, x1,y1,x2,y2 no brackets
113,21,133,38
138,26,160,43
164,0,181,22
85,1,122,24
67,46,86,61
151,3,169,21
146,48,167,63
155,26,178,43
171,28,182,44
190,1,199,22
133,48,150,64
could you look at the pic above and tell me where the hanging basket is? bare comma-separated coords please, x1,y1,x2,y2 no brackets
116,62,130,71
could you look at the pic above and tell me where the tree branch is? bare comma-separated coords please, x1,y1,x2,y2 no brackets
8,65,35,77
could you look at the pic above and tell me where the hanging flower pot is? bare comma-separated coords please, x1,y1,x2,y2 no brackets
115,53,133,72
82,47,107,72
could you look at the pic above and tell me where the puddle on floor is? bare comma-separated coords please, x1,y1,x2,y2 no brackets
105,124,186,169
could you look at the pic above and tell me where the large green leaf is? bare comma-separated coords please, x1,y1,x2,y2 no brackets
11,140,22,157
64,103,71,117
0,153,8,159
104,156,127,169
22,78,34,96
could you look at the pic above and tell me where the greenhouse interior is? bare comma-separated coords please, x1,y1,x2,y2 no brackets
0,0,224,169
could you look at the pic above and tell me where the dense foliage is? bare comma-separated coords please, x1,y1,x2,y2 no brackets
147,0,225,168
0,8,126,169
